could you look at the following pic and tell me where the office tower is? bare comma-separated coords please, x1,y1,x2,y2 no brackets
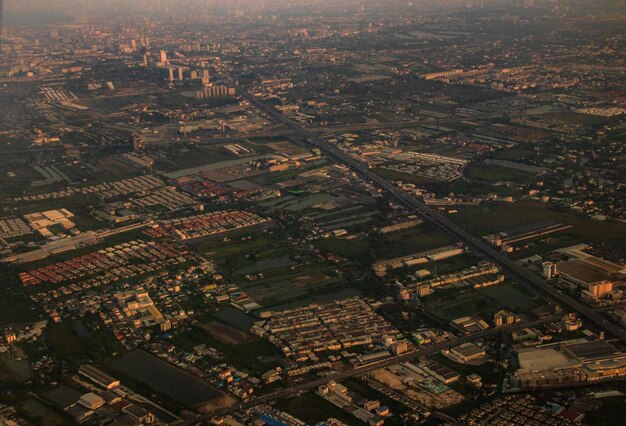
160,50,168,63
178,67,184,81
168,67,174,82
542,262,557,280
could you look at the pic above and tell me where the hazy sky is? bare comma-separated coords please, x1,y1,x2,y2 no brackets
2,0,624,26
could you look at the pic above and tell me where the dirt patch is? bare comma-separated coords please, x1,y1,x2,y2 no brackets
201,321,254,345
370,368,464,409
197,394,238,414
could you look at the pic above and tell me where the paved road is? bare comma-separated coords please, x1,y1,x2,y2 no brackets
176,315,563,425
241,92,626,345
176,93,626,425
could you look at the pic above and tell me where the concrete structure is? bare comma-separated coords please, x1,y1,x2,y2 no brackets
78,393,105,410
79,365,120,389
509,339,626,390
450,342,486,363
542,261,557,280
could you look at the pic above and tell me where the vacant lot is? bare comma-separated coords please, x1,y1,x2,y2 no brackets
201,321,253,345
464,163,532,183
453,201,626,248
274,391,365,425
427,292,500,321
375,227,453,259
110,350,221,407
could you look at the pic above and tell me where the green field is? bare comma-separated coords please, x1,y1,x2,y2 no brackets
452,201,626,248
0,265,38,326
154,146,234,172
315,237,370,260
464,163,533,183
541,111,609,126
375,227,453,259
18,398,71,426
477,283,537,310
45,322,88,360
174,327,281,374
491,145,536,161
427,292,500,321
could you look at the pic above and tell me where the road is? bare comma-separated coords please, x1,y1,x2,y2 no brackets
176,93,625,425
241,91,626,345
365,378,462,426
176,315,563,425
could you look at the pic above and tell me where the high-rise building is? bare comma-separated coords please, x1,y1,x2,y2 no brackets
5,331,16,344
195,85,236,99
142,54,148,67
586,281,613,300
178,67,184,81
160,50,168,64
168,67,174,82
542,262,557,280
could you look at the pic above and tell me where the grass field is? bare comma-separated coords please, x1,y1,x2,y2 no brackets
427,292,500,321
315,237,370,260
541,111,609,126
45,322,88,360
491,145,536,161
155,146,234,172
174,327,282,374
375,227,453,259
18,398,71,426
452,201,626,248
477,283,537,310
0,265,38,326
464,163,532,183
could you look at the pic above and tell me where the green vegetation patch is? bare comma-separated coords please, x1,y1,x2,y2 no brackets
45,322,88,360
452,201,626,248
174,327,282,374
464,163,532,183
375,227,453,259
427,292,500,321
315,237,370,260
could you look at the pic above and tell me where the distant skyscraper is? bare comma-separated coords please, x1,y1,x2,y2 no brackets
142,54,148,67
178,67,184,81
168,67,174,82
160,50,168,63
